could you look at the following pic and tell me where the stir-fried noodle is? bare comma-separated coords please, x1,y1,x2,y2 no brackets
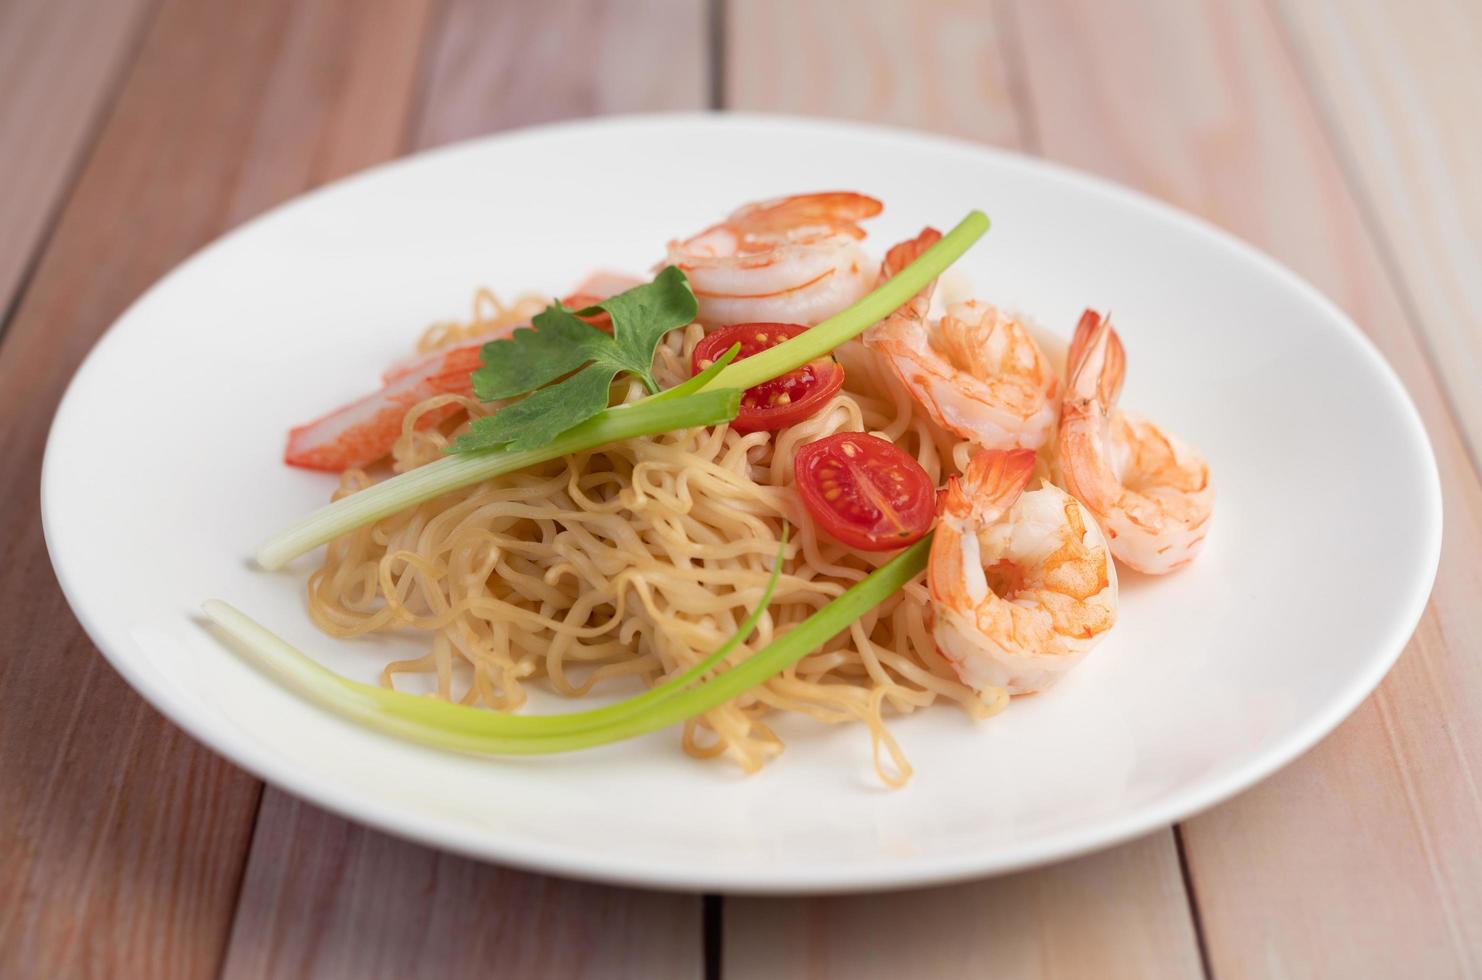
308,298,1007,785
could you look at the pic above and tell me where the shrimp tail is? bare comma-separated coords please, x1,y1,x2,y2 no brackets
927,520,972,614
866,227,943,349
880,226,943,279
1066,309,1126,409
940,448,1036,524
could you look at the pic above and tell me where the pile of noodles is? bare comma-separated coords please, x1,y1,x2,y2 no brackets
307,289,1009,786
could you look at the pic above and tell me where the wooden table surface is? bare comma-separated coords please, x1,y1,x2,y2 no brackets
3,0,1479,976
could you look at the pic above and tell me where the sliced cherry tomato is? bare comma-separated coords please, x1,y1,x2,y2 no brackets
691,322,845,433
793,433,936,551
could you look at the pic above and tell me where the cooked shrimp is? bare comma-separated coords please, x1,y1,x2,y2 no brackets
1057,310,1213,574
865,230,1059,450
666,192,881,326
928,449,1118,695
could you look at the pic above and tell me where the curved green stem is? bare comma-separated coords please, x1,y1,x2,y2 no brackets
702,210,989,393
256,388,739,570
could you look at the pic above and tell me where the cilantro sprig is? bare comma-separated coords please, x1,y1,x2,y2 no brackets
451,265,697,453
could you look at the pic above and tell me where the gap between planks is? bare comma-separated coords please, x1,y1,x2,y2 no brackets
1002,0,1482,974
217,2,715,979
0,0,158,348
721,3,1206,975
0,1,436,976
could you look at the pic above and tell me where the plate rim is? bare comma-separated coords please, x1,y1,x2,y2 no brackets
41,111,1444,893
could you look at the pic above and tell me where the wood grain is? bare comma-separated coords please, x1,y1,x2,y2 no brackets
726,833,1203,980
7,1,1480,976
220,793,701,980
220,2,711,976
411,0,707,149
723,4,1207,976
1009,0,1482,974
726,0,1023,148
1278,0,1482,467
0,0,154,321
0,1,433,977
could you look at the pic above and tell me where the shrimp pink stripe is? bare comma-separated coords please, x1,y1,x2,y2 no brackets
691,267,834,300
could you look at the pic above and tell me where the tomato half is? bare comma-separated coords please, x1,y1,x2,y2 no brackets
793,433,936,551
691,322,845,433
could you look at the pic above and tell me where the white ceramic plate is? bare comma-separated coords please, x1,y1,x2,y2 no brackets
43,114,1441,893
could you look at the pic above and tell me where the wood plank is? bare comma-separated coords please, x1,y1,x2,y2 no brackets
726,0,1023,147
411,0,707,148
221,793,702,980
222,2,710,976
726,833,1203,980
724,4,1206,976
0,2,433,977
0,0,154,321
1278,0,1482,465
1009,0,1482,974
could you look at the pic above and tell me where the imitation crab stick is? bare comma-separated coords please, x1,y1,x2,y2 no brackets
284,272,641,471
284,346,485,471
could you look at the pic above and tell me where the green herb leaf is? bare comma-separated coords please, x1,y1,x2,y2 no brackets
470,307,596,401
454,363,618,453
575,264,697,393
459,266,699,453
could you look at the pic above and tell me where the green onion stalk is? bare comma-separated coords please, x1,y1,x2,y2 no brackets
206,534,930,755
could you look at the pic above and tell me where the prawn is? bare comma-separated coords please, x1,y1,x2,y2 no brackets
666,192,881,326
1057,310,1213,574
865,230,1059,450
928,449,1118,694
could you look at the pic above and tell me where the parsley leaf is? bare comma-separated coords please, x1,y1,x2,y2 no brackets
451,266,698,454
